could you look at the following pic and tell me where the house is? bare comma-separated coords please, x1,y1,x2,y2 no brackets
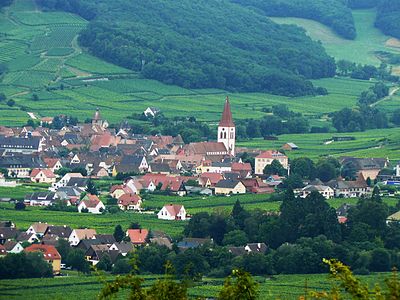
52,172,83,191
110,184,135,199
43,158,63,172
0,136,43,153
24,192,57,206
198,172,224,187
157,204,187,220
214,179,246,195
25,244,61,274
4,241,24,253
126,229,149,245
124,178,143,194
109,242,134,256
69,229,97,246
327,178,370,198
300,185,334,199
231,162,252,178
44,225,73,240
196,160,231,175
387,211,400,224
30,168,56,184
112,156,148,175
78,194,105,214
16,232,39,244
240,178,275,194
255,150,288,175
185,142,229,161
144,107,161,118
86,246,119,265
118,194,142,211
282,143,299,151
0,155,45,178
26,222,49,237
340,157,389,180
94,234,116,245
0,227,19,244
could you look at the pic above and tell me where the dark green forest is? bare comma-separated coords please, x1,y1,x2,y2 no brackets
233,0,356,39
376,0,400,39
37,0,336,96
348,0,379,9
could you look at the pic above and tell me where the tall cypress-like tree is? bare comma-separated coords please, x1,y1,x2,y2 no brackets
113,225,125,243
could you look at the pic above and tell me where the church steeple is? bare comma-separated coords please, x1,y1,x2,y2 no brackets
218,96,236,156
219,96,235,127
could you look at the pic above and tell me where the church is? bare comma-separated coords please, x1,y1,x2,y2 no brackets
185,96,236,160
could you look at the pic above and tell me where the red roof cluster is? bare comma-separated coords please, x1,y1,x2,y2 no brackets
126,229,149,244
25,244,61,260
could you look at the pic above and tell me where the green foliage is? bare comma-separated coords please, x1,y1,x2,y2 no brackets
75,0,335,95
263,159,286,176
15,201,26,210
290,157,316,179
97,253,113,272
86,179,98,195
66,249,91,274
217,269,258,300
56,239,71,263
376,0,400,39
332,106,388,132
0,252,53,279
222,230,248,246
112,259,132,275
113,224,124,243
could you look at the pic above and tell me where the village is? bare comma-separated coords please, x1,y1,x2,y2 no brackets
1,97,400,276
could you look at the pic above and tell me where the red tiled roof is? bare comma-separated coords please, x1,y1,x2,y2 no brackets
118,194,141,206
219,96,235,127
43,158,60,168
25,244,61,260
256,150,287,159
82,194,101,208
231,162,252,171
164,204,183,217
31,168,56,178
126,229,149,244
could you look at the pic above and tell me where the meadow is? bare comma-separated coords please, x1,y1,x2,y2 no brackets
238,127,400,160
271,9,400,66
0,0,398,130
0,271,393,300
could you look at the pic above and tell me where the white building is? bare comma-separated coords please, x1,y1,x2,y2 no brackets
217,96,235,156
157,204,187,221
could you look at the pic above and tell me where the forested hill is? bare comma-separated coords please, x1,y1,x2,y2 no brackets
36,0,336,96
348,0,378,9
232,0,356,39
375,0,400,39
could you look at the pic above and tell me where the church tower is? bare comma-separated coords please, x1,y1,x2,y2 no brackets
218,96,235,156
92,108,103,127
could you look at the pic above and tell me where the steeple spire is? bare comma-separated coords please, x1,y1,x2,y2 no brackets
219,96,234,127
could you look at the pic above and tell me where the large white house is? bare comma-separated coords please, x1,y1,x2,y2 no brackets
68,229,97,246
77,195,105,214
157,204,187,221
255,150,288,175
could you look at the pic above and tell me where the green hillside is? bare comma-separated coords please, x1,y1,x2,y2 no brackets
71,0,336,95
272,9,400,65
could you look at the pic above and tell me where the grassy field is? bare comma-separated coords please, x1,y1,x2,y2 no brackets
0,271,392,300
0,0,398,128
238,127,400,160
271,9,400,66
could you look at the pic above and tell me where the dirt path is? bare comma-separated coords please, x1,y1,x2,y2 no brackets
371,86,400,107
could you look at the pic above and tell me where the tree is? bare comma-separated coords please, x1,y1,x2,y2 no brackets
0,252,52,279
6,99,15,107
86,179,98,195
32,94,39,101
0,93,6,102
113,225,125,243
281,174,304,190
290,157,315,179
369,248,391,272
222,230,248,246
316,161,337,182
112,259,132,274
97,253,113,272
56,239,71,263
15,201,26,210
263,159,286,176
66,249,90,273
217,269,258,300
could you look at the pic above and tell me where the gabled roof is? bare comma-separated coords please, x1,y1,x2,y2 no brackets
118,194,141,206
72,229,97,240
25,244,61,260
163,204,184,217
31,168,56,178
215,179,242,189
4,241,20,251
219,96,235,127
126,229,149,244
45,225,73,238
28,222,49,234
81,194,101,208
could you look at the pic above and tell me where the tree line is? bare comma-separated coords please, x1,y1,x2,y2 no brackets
38,0,336,96
376,0,400,39
232,0,356,39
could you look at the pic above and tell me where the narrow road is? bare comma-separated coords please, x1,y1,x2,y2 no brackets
371,86,400,107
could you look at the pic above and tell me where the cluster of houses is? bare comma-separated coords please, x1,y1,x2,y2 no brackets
0,98,399,213
0,221,175,274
